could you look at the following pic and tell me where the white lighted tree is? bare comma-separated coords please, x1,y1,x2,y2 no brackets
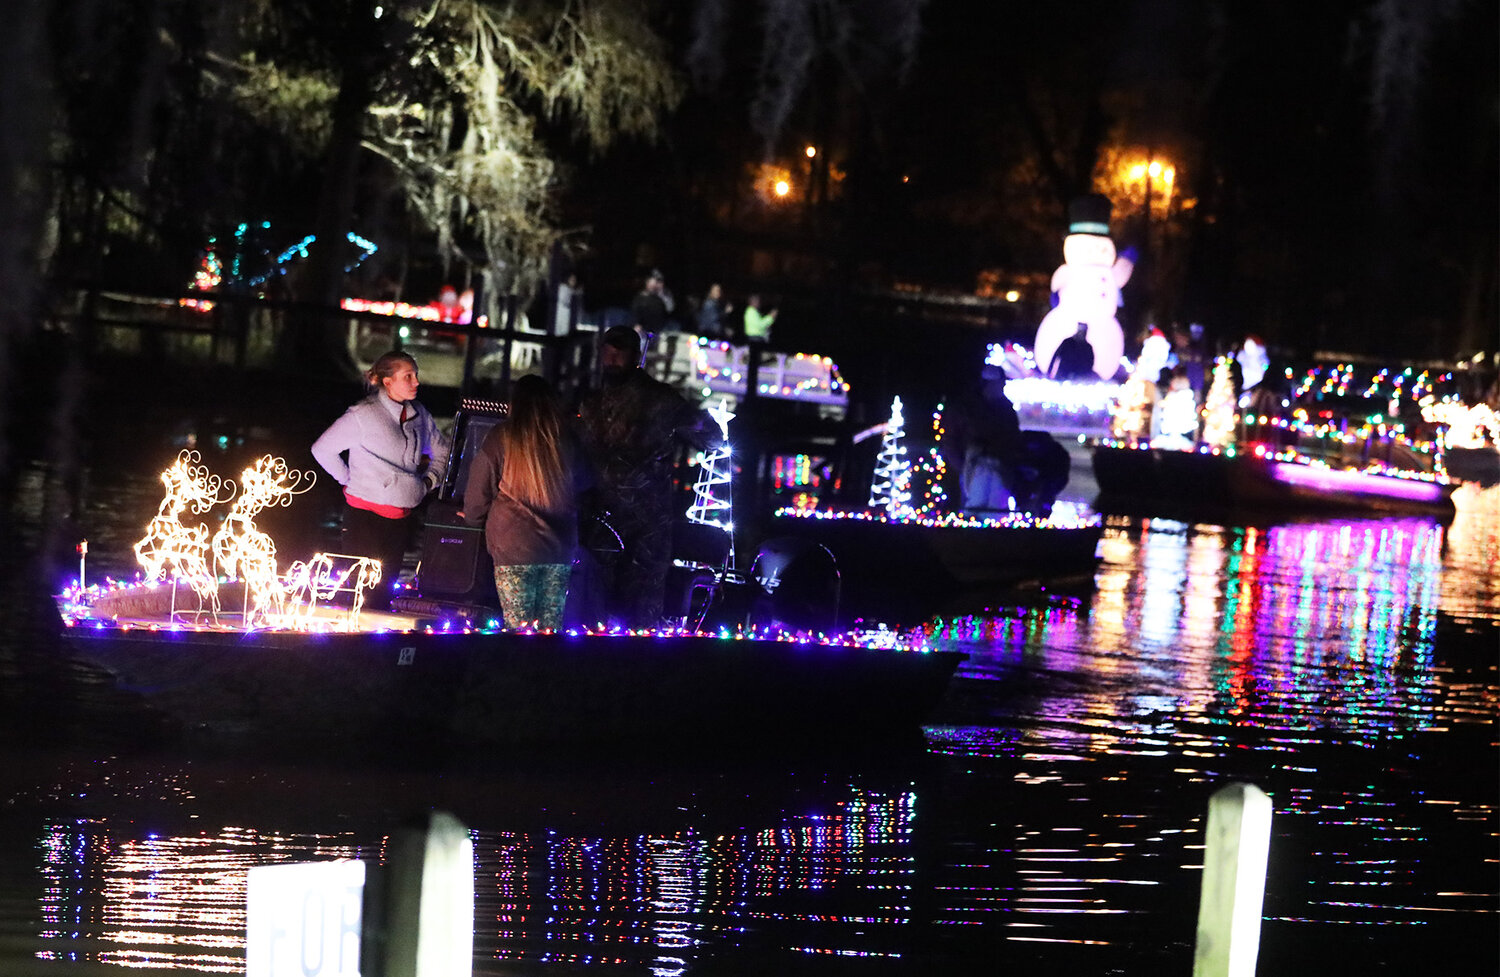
868,396,911,514
686,398,736,532
1201,355,1238,448
1112,373,1155,441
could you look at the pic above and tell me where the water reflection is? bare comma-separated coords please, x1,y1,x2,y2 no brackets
920,505,1496,966
29,788,923,973
37,820,366,972
5,461,1496,973
934,511,1491,741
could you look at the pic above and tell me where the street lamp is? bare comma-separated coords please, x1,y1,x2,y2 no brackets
1127,158,1176,223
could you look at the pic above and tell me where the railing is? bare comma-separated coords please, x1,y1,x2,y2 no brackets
47,287,599,399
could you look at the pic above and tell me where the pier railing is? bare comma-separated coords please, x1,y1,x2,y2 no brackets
45,287,599,400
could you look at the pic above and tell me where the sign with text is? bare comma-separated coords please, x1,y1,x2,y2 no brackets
247,860,366,977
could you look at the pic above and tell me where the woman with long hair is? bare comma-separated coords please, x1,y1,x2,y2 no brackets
311,350,450,610
463,374,588,629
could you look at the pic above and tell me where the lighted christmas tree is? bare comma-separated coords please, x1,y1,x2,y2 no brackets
686,398,736,532
868,396,911,514
1111,372,1156,441
1201,355,1238,448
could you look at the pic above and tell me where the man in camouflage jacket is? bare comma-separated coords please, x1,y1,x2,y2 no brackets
577,326,718,628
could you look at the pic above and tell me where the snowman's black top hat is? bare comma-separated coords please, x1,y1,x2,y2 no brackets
1067,193,1113,237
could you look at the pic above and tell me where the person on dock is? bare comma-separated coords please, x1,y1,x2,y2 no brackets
576,325,718,629
463,375,589,630
631,269,674,333
741,292,777,344
695,282,733,338
311,350,450,610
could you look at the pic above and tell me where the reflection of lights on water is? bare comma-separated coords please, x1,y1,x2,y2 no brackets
930,512,1465,760
37,821,364,971
37,789,919,970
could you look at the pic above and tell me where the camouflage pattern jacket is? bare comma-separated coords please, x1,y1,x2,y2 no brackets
576,371,718,525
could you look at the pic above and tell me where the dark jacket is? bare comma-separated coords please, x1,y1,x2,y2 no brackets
576,370,717,523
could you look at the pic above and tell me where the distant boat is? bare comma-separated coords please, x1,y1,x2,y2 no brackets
1443,445,1500,487
1090,441,1457,519
644,333,851,417
55,584,963,751
769,506,1104,620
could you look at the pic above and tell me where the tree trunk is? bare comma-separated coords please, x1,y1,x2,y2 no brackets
285,0,382,381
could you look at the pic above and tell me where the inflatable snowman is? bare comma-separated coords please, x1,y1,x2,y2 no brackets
1033,194,1134,382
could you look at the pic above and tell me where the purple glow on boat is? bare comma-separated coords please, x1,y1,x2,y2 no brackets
1268,462,1447,503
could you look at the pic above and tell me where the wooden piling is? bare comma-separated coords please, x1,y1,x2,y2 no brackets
372,810,475,977
1193,782,1273,977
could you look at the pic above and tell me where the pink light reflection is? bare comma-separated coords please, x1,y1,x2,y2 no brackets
1268,462,1447,503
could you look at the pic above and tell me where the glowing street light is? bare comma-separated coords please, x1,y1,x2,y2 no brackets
774,179,791,197
1126,157,1176,222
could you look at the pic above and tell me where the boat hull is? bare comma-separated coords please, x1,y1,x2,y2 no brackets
1091,443,1457,518
57,622,964,750
769,514,1103,620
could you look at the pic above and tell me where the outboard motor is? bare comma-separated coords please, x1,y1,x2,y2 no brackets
748,537,840,635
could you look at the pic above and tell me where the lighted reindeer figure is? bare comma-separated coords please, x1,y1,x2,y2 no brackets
281,552,384,628
211,455,316,628
133,450,234,616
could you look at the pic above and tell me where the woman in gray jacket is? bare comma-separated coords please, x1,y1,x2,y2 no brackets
312,350,450,609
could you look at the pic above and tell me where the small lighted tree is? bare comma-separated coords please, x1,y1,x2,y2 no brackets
1201,355,1238,448
869,396,911,514
1112,373,1155,441
686,398,736,532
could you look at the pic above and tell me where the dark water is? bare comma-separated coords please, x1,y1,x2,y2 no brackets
0,404,1496,975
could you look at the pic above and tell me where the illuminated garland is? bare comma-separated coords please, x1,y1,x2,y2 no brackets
1092,436,1453,485
86,452,961,642
687,339,850,403
775,500,1100,531
1291,363,1446,414
182,226,379,309
56,580,939,650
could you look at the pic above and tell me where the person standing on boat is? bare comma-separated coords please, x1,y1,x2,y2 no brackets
576,325,718,629
311,350,450,610
462,375,589,630
957,366,1071,516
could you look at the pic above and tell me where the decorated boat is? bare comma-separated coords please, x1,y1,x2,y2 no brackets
1090,357,1459,518
644,331,851,419
766,395,1104,618
54,420,962,750
57,588,960,750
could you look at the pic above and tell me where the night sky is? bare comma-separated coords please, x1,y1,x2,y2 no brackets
0,0,1494,372
576,0,1497,363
